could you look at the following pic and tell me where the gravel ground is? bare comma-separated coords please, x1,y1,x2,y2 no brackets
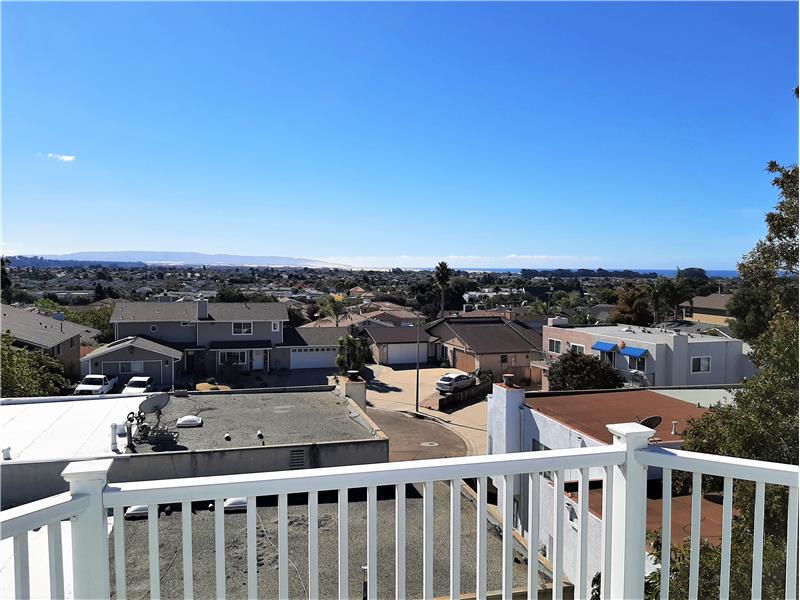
111,482,546,599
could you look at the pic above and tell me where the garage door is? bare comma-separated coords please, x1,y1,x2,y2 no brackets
386,343,426,365
290,347,338,369
453,350,476,372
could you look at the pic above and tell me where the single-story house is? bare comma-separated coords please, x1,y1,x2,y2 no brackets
362,326,434,365
80,336,183,388
426,316,542,382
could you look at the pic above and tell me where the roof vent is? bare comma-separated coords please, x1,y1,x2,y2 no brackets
177,415,203,428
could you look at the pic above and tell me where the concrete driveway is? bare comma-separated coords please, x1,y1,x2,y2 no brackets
364,364,489,455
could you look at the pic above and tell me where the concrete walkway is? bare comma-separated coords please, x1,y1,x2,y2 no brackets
364,364,489,455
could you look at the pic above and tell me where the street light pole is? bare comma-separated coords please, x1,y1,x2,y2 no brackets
415,317,420,413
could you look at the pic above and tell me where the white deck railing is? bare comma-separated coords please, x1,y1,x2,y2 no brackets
2,422,798,600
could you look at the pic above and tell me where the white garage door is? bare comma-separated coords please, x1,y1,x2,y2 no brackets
387,343,426,365
290,346,338,369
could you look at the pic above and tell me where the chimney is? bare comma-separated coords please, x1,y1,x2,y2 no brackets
502,373,515,387
547,316,568,326
196,297,208,320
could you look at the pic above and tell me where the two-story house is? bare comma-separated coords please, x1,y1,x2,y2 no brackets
534,319,755,389
82,299,289,386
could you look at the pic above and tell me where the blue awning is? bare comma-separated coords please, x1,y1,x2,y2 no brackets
620,346,648,358
591,341,618,352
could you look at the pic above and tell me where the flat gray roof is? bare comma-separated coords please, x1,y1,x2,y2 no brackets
110,482,541,599
134,390,377,453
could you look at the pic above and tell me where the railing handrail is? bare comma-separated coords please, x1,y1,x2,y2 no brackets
102,445,626,507
0,491,89,540
637,446,800,487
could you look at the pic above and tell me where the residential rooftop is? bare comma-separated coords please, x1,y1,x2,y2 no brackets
1,305,95,348
524,389,707,444
134,389,379,453
550,323,738,344
110,301,288,323
0,395,146,462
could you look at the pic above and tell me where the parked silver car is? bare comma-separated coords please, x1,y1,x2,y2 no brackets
436,372,476,394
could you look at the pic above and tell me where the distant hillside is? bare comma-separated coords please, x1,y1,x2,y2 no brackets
7,255,147,268
36,251,346,268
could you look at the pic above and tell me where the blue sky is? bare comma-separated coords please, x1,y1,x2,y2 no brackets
3,2,797,269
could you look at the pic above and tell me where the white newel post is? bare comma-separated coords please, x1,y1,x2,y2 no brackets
606,423,654,600
62,459,114,599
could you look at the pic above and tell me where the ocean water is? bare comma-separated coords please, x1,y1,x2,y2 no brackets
451,267,739,278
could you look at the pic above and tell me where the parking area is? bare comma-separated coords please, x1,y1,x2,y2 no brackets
364,365,489,455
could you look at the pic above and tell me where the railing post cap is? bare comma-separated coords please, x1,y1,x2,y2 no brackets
62,458,114,483
606,422,655,441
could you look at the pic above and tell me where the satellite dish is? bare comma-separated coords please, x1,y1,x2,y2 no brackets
639,415,662,429
139,393,170,414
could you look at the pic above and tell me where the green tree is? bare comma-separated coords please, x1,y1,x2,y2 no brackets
64,305,114,343
321,295,347,326
216,284,246,302
1,258,13,304
547,351,624,391
610,284,652,326
34,297,62,313
287,306,308,328
1,332,69,396
434,261,454,318
335,334,371,374
93,282,108,302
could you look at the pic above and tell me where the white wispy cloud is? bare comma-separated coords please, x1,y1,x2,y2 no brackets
46,153,76,162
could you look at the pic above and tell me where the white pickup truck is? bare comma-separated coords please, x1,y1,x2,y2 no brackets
74,374,118,395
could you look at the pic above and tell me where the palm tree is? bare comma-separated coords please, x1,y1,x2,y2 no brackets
434,261,453,317
321,295,346,326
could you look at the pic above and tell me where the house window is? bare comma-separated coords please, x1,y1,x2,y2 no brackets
548,339,562,354
180,322,192,327
232,322,253,335
691,356,711,373
500,354,509,364
600,350,614,364
272,321,280,332
70,337,75,348
628,355,646,372
570,344,585,355
150,325,159,333
219,351,247,365
55,343,61,355
120,361,144,373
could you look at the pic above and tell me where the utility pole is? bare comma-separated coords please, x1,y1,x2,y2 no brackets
415,316,421,413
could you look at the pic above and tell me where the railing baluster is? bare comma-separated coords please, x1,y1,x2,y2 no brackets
148,505,160,600
423,481,434,600
476,476,487,600
113,507,127,600
688,473,701,600
577,468,589,600
181,501,193,599
309,491,319,600
13,533,30,600
47,521,64,600
502,474,514,600
552,469,564,600
338,488,349,600
214,499,225,600
719,477,733,600
367,486,378,600
527,472,540,600
751,481,765,599
601,466,613,600
660,468,672,600
449,479,461,600
785,486,799,600
247,497,257,600
395,484,406,600
278,493,289,600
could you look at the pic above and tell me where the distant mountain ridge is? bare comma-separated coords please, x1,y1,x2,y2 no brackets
34,251,346,268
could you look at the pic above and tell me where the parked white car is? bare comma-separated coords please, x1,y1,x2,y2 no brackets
436,373,476,394
121,376,154,394
74,375,117,395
